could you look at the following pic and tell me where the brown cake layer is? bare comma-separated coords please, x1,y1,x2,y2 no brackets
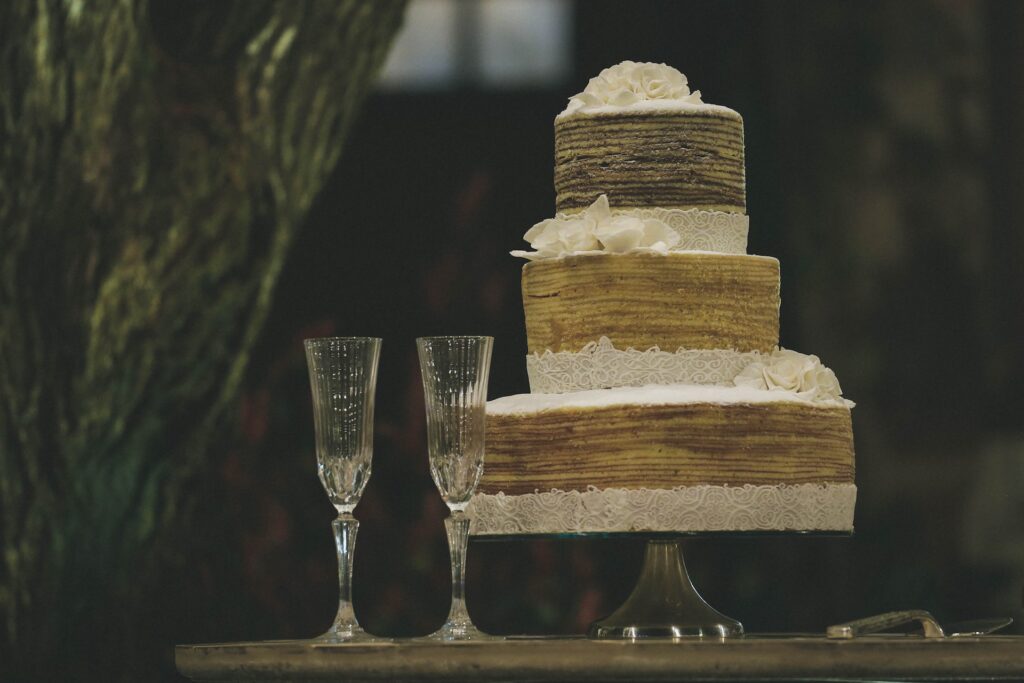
478,401,855,495
523,253,780,354
555,109,745,214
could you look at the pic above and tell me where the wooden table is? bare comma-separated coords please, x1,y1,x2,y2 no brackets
176,635,1024,681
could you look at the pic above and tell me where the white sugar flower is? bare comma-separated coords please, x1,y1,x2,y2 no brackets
585,193,612,223
734,349,845,403
763,349,815,392
513,213,600,260
563,61,704,114
807,362,843,399
513,194,684,259
594,215,646,253
637,218,681,252
636,62,688,99
594,215,680,254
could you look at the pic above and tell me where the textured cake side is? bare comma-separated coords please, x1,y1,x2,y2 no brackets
522,252,781,354
554,109,745,214
477,401,855,495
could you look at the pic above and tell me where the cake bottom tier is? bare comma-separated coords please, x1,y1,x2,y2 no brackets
469,387,856,535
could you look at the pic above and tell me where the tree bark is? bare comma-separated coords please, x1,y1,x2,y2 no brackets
0,0,406,678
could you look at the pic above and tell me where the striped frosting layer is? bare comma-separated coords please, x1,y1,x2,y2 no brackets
522,252,780,355
555,109,745,214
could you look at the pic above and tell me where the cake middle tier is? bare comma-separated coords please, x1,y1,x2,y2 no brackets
523,252,780,354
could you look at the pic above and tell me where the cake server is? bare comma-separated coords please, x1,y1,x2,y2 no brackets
827,610,1012,638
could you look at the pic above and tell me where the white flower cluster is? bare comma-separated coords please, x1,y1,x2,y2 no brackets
511,195,680,260
733,349,845,403
564,61,703,115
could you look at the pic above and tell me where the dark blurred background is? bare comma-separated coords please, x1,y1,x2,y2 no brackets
29,0,1024,679
174,0,1024,642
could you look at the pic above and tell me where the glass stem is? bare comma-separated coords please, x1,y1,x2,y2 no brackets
331,512,360,635
444,510,472,628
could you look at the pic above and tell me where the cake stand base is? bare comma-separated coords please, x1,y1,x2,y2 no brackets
589,540,743,639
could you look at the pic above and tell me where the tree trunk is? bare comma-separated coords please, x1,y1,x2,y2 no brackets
0,1,406,678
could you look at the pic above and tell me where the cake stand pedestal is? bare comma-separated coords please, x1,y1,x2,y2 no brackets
471,479,856,638
588,539,742,639
476,530,848,640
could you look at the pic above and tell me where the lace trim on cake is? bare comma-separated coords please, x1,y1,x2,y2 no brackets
556,206,749,254
528,337,762,393
467,484,856,535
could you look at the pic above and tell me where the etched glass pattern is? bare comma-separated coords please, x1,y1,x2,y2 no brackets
417,336,493,512
417,336,496,641
305,337,380,512
304,336,381,642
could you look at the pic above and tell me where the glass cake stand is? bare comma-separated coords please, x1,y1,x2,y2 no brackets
476,530,849,639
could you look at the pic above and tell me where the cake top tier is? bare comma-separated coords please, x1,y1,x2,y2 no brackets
557,61,739,119
554,62,746,215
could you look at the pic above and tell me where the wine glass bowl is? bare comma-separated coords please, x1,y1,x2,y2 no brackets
304,336,382,642
425,401,486,511
416,335,495,641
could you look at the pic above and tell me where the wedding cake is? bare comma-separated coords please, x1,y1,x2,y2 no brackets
468,62,855,535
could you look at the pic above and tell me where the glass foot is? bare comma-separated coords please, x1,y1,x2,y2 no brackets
420,621,501,642
311,623,388,644
589,540,743,639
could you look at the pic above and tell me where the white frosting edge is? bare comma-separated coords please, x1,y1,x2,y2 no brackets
521,251,779,263
468,483,857,535
557,99,740,119
487,383,853,416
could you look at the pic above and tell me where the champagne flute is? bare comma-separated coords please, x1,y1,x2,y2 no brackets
416,335,496,641
304,336,381,642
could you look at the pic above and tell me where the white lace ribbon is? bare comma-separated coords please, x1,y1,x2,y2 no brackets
557,206,749,254
468,483,856,535
527,337,763,393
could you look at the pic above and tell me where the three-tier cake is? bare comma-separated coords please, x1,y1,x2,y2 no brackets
469,62,856,535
